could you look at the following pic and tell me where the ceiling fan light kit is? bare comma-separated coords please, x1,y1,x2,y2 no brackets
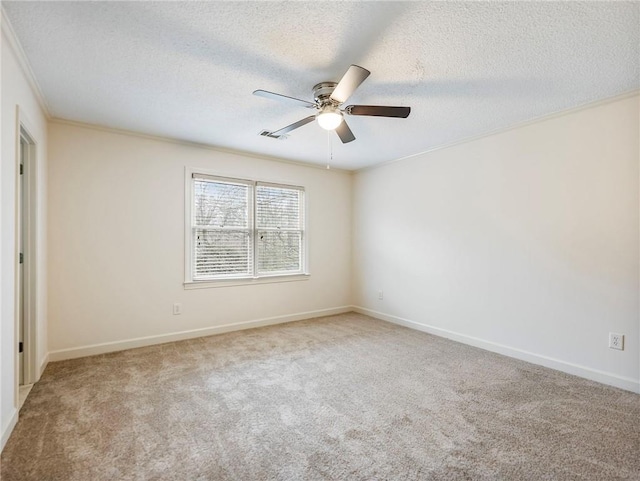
316,108,343,130
254,65,411,144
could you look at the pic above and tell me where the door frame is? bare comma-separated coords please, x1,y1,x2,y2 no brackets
14,107,39,395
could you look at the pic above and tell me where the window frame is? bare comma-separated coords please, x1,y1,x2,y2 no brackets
184,167,309,288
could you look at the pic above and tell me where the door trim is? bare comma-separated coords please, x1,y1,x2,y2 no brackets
14,106,39,400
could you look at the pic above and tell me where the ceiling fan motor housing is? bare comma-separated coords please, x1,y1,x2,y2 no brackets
313,82,339,106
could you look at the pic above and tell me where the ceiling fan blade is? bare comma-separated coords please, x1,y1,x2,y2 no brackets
253,90,317,109
330,65,371,104
346,105,411,118
270,116,316,136
335,120,356,144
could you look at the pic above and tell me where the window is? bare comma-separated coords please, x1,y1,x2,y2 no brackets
186,172,306,284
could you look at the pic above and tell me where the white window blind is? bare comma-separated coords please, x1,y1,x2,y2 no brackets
192,176,252,279
189,174,305,281
256,184,304,275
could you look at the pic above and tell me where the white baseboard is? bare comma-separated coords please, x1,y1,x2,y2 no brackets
1,408,18,452
354,306,640,394
48,306,352,362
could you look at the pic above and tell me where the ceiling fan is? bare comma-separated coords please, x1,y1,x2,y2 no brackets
253,65,411,144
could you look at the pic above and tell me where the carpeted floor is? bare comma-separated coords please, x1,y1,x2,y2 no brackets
1,312,639,480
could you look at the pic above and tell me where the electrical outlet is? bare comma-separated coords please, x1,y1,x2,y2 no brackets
173,303,182,315
609,333,624,350
378,290,384,300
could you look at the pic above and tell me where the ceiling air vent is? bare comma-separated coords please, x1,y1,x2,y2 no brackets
259,130,288,140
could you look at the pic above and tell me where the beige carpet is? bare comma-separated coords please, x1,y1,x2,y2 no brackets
1,312,639,480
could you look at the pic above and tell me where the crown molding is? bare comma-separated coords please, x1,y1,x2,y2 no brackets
49,117,353,173
1,7,51,118
357,88,640,173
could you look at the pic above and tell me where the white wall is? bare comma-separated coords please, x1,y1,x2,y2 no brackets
353,94,640,392
47,122,352,357
1,20,48,448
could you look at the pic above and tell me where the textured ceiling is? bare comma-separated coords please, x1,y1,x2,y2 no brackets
4,1,639,170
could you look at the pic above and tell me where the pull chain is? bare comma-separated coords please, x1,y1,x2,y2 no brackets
326,130,332,169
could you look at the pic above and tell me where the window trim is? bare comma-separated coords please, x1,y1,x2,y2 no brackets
184,167,310,288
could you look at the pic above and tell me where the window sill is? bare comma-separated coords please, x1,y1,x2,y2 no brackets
184,273,310,290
